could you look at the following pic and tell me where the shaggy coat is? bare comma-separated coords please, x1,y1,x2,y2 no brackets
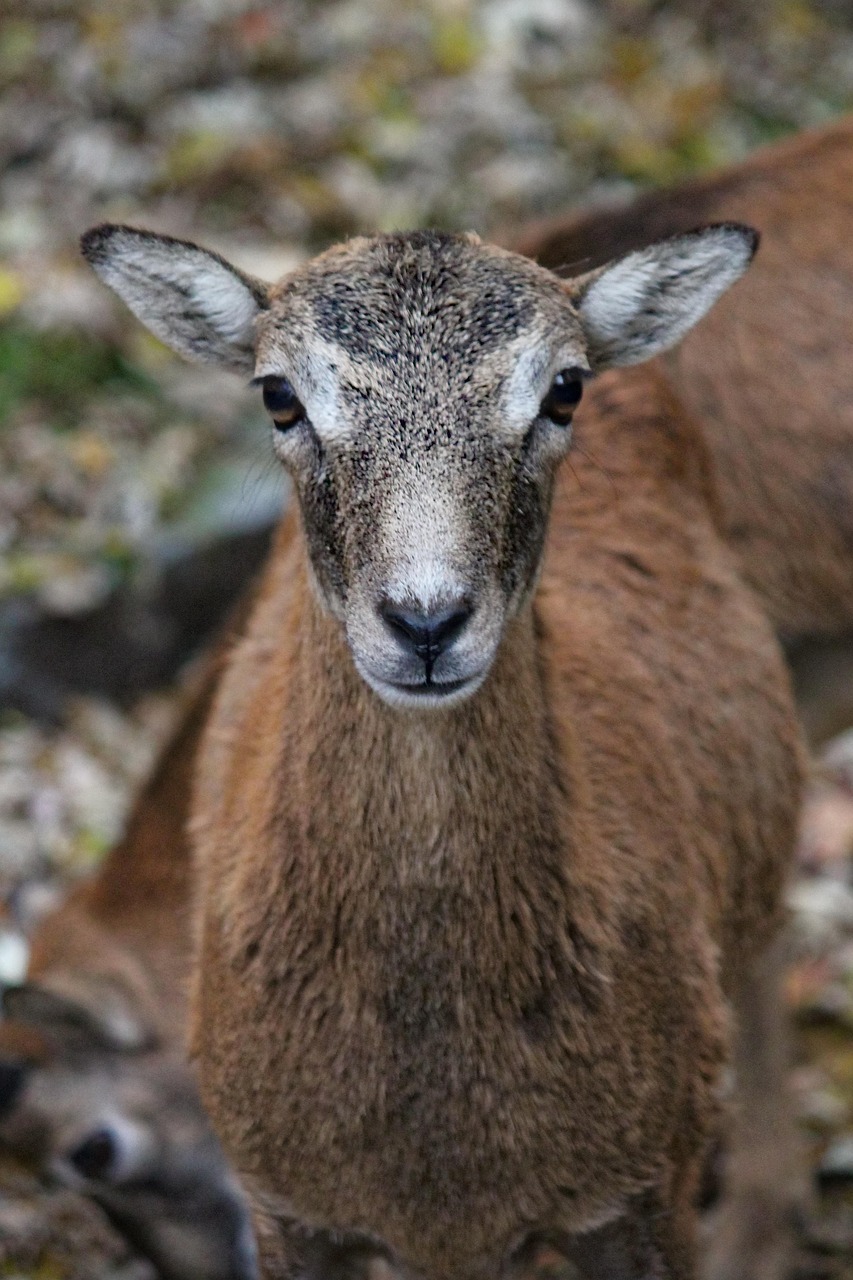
79,214,807,1279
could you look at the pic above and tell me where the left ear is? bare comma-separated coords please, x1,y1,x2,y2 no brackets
81,224,271,375
568,223,758,371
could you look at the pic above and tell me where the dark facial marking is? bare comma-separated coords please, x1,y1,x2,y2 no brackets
500,461,552,602
309,232,536,368
296,436,348,602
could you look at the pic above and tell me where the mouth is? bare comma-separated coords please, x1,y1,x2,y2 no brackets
390,677,471,698
362,668,488,709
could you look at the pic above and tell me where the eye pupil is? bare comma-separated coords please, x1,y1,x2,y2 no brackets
261,376,305,430
541,368,584,426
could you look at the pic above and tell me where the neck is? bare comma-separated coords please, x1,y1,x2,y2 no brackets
270,550,589,1024
288,562,561,876
219,535,584,998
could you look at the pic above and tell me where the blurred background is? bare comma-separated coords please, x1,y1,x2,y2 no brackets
3,0,853,1272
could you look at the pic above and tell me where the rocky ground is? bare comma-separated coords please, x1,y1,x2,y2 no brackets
2,0,853,1274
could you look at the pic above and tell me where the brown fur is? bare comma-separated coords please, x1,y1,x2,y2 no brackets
191,363,803,1279
511,115,853,639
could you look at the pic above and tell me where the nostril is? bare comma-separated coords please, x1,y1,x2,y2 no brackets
381,606,423,649
380,601,472,661
429,604,472,652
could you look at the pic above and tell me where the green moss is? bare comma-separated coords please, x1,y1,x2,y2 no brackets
0,324,159,429
431,15,481,76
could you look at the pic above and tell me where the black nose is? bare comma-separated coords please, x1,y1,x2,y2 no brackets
381,601,472,667
67,1126,119,1180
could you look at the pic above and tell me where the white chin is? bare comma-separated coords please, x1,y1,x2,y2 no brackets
359,668,488,710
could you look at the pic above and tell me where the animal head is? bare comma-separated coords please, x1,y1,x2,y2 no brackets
0,982,257,1280
82,224,756,708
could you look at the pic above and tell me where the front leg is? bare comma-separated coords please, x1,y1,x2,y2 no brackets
702,931,807,1280
249,1198,395,1280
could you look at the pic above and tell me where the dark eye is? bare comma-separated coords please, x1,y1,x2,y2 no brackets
540,368,585,426
67,1127,118,1180
261,376,305,430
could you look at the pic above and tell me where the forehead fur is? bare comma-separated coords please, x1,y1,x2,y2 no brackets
261,231,579,375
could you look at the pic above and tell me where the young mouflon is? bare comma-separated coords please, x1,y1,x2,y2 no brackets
82,222,804,1280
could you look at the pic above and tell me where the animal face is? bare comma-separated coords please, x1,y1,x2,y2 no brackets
82,223,757,708
0,984,257,1280
254,234,588,705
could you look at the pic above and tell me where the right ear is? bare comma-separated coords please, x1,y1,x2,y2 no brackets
81,224,271,375
566,223,758,370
